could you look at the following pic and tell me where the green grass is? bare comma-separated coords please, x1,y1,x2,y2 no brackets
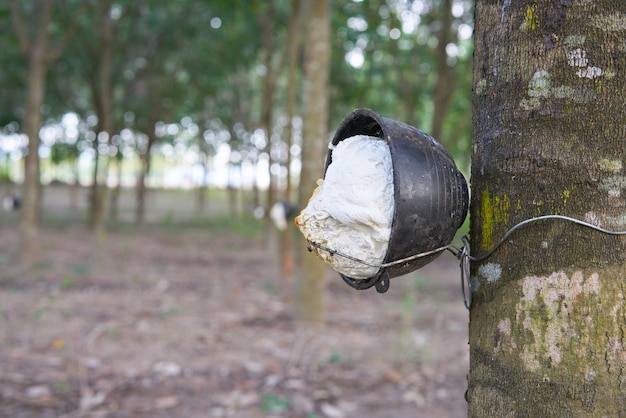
60,276,76,290
159,213,265,239
260,394,290,413
68,262,91,275
10,184,268,240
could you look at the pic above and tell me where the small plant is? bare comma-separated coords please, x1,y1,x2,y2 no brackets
392,292,420,365
35,260,54,271
412,273,426,293
53,381,71,394
162,210,175,226
260,393,290,413
261,281,279,295
158,306,183,319
70,262,91,275
61,276,75,290
329,350,342,365
316,350,346,371
108,328,121,340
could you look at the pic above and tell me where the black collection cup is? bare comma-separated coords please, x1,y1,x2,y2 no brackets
323,108,469,292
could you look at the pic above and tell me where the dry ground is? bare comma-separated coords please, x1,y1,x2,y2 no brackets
0,188,469,417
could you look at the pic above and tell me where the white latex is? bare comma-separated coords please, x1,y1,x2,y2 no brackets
295,135,394,279
270,202,288,231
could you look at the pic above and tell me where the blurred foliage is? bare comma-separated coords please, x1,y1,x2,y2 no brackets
50,142,79,165
260,393,291,413
0,0,473,186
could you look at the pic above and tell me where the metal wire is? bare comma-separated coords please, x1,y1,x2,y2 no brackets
458,236,472,310
465,215,626,262
306,240,453,268
307,215,626,309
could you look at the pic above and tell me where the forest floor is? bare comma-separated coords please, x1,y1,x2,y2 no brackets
0,186,469,417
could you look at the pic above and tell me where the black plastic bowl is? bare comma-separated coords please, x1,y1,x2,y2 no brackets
325,108,469,292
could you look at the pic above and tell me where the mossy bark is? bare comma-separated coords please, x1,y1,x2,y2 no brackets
469,1,626,416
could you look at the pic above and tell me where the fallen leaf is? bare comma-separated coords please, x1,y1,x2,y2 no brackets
80,388,106,410
320,402,345,418
26,385,50,399
153,361,182,377
383,368,403,383
51,338,65,350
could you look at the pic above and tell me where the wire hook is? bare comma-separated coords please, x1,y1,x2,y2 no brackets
306,215,626,310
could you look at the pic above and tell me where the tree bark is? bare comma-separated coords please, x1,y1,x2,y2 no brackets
469,1,626,416
295,0,330,327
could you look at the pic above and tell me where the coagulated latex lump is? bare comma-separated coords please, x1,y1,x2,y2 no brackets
295,135,394,279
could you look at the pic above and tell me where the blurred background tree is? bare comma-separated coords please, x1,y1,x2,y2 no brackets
0,0,474,319
6,0,87,261
296,0,330,327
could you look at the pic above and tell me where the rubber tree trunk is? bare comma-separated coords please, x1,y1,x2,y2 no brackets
16,0,54,263
277,0,305,279
430,0,454,145
20,42,47,262
257,0,278,211
295,0,330,327
135,130,156,225
89,0,114,233
469,1,626,416
283,0,304,202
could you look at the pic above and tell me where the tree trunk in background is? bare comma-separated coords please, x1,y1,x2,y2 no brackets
135,130,156,225
20,35,48,262
257,0,278,212
226,162,241,218
430,0,454,145
284,0,305,203
469,1,626,416
395,52,419,128
89,0,114,232
109,154,123,223
195,153,209,216
11,0,54,263
11,0,85,257
295,0,330,327
134,73,164,225
278,0,305,278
